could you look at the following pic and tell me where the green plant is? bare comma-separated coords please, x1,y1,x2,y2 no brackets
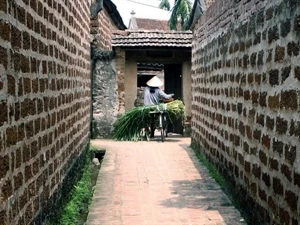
190,142,262,224
89,145,98,153
47,145,97,225
59,169,93,225
113,100,185,141
190,142,226,188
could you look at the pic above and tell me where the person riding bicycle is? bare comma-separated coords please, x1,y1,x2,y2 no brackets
143,76,174,138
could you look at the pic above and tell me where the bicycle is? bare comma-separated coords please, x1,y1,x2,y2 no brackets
148,103,168,142
140,98,173,142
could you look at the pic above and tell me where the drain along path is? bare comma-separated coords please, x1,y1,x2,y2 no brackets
86,135,245,225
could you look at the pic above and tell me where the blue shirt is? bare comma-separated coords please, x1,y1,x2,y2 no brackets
143,86,173,106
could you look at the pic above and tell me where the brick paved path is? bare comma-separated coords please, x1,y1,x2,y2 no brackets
86,134,245,225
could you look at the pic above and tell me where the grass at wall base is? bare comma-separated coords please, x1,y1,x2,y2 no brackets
191,142,268,225
46,145,101,225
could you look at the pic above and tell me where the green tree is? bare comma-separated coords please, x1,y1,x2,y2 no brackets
159,0,193,30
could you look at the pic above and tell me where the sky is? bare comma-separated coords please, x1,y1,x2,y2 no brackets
111,0,175,27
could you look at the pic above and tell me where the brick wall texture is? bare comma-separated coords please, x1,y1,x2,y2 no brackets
90,3,123,138
191,0,300,224
91,7,116,51
0,0,91,224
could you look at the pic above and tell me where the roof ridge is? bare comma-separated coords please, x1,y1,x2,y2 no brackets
124,30,192,33
135,17,168,21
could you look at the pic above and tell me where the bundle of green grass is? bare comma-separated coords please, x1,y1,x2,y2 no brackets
113,100,185,141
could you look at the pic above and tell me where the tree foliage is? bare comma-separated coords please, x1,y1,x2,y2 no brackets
159,0,171,11
159,0,193,30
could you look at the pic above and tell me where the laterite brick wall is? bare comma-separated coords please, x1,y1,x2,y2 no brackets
0,0,91,224
90,1,125,138
90,7,113,51
191,0,300,224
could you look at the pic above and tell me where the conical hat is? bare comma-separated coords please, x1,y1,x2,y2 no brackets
146,76,163,87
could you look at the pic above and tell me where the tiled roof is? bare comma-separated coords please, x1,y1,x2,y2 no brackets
135,18,170,31
112,30,192,48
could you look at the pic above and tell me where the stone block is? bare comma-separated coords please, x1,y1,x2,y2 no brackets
262,134,270,149
244,160,251,173
280,90,298,110
266,49,272,62
268,26,279,43
259,92,267,106
246,125,252,139
295,66,300,81
31,140,38,158
24,165,33,183
259,150,267,166
266,116,274,130
11,26,22,49
269,69,279,86
256,114,265,126
269,158,278,171
289,120,300,138
1,178,13,201
250,52,257,67
268,95,279,109
15,148,22,168
268,196,277,214
0,20,10,41
284,145,296,164
294,172,300,188
259,188,267,201
0,101,8,126
0,0,7,12
250,182,257,195
257,51,264,66
18,123,25,142
20,54,30,73
0,155,9,180
266,7,274,20
0,46,8,69
294,15,300,33
284,192,297,218
273,139,284,155
251,90,259,104
262,172,271,187
26,12,33,30
243,54,249,68
13,172,23,191
32,158,39,175
6,126,18,147
253,129,261,141
275,45,285,62
280,20,291,37
281,164,292,182
279,208,290,224
273,177,283,195
281,66,291,83
276,117,288,134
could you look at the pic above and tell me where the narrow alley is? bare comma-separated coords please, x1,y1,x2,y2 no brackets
86,134,245,225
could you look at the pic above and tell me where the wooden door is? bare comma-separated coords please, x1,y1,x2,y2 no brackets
164,64,182,100
164,64,183,135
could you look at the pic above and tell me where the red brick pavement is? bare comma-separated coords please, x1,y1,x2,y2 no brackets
86,134,245,225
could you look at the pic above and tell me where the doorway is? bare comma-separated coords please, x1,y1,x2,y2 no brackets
164,64,183,135
164,64,182,100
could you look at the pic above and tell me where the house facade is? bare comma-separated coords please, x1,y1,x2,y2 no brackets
92,14,193,137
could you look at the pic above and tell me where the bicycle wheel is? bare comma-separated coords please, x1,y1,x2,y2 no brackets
160,128,165,142
141,127,150,141
160,113,167,142
145,127,150,141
